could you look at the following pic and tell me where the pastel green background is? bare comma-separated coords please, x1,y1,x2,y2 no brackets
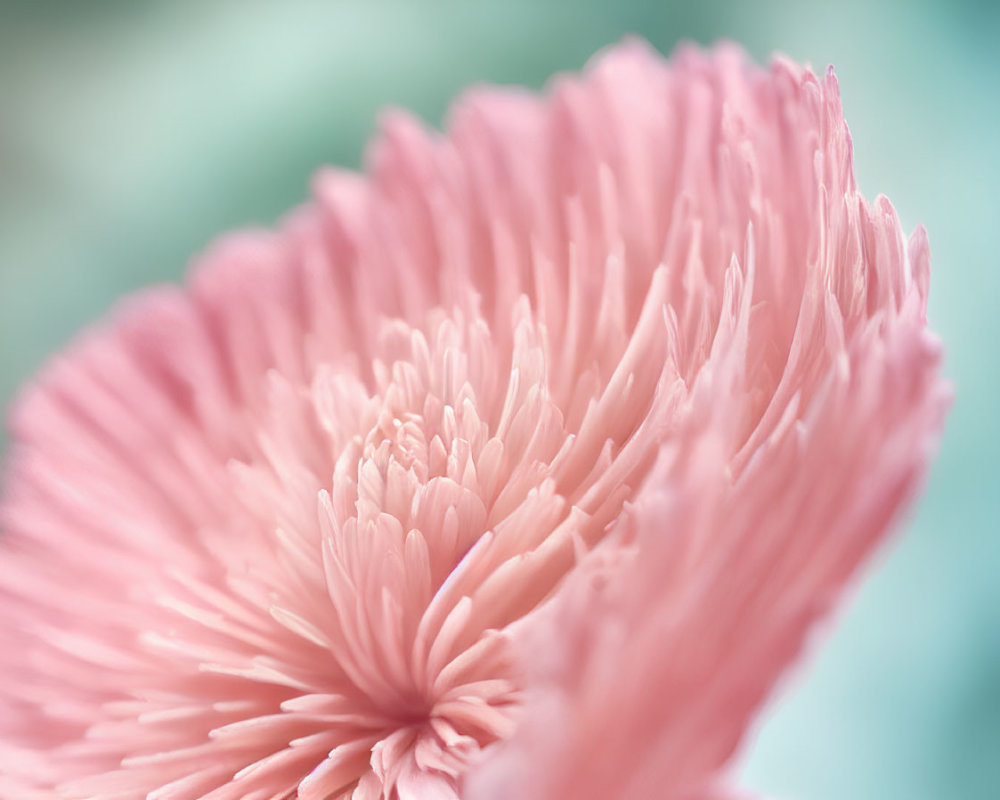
1,1,997,797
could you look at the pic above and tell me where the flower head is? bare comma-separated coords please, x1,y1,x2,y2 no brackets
0,40,948,800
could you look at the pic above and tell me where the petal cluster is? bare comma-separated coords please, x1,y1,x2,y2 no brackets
0,41,947,800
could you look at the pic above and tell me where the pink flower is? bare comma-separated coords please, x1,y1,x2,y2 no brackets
0,40,948,800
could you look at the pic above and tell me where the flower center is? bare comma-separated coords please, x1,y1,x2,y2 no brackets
237,296,673,797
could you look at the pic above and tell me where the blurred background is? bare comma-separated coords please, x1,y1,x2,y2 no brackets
1,1,997,797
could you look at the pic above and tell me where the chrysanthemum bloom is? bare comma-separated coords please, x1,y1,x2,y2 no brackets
0,40,948,800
